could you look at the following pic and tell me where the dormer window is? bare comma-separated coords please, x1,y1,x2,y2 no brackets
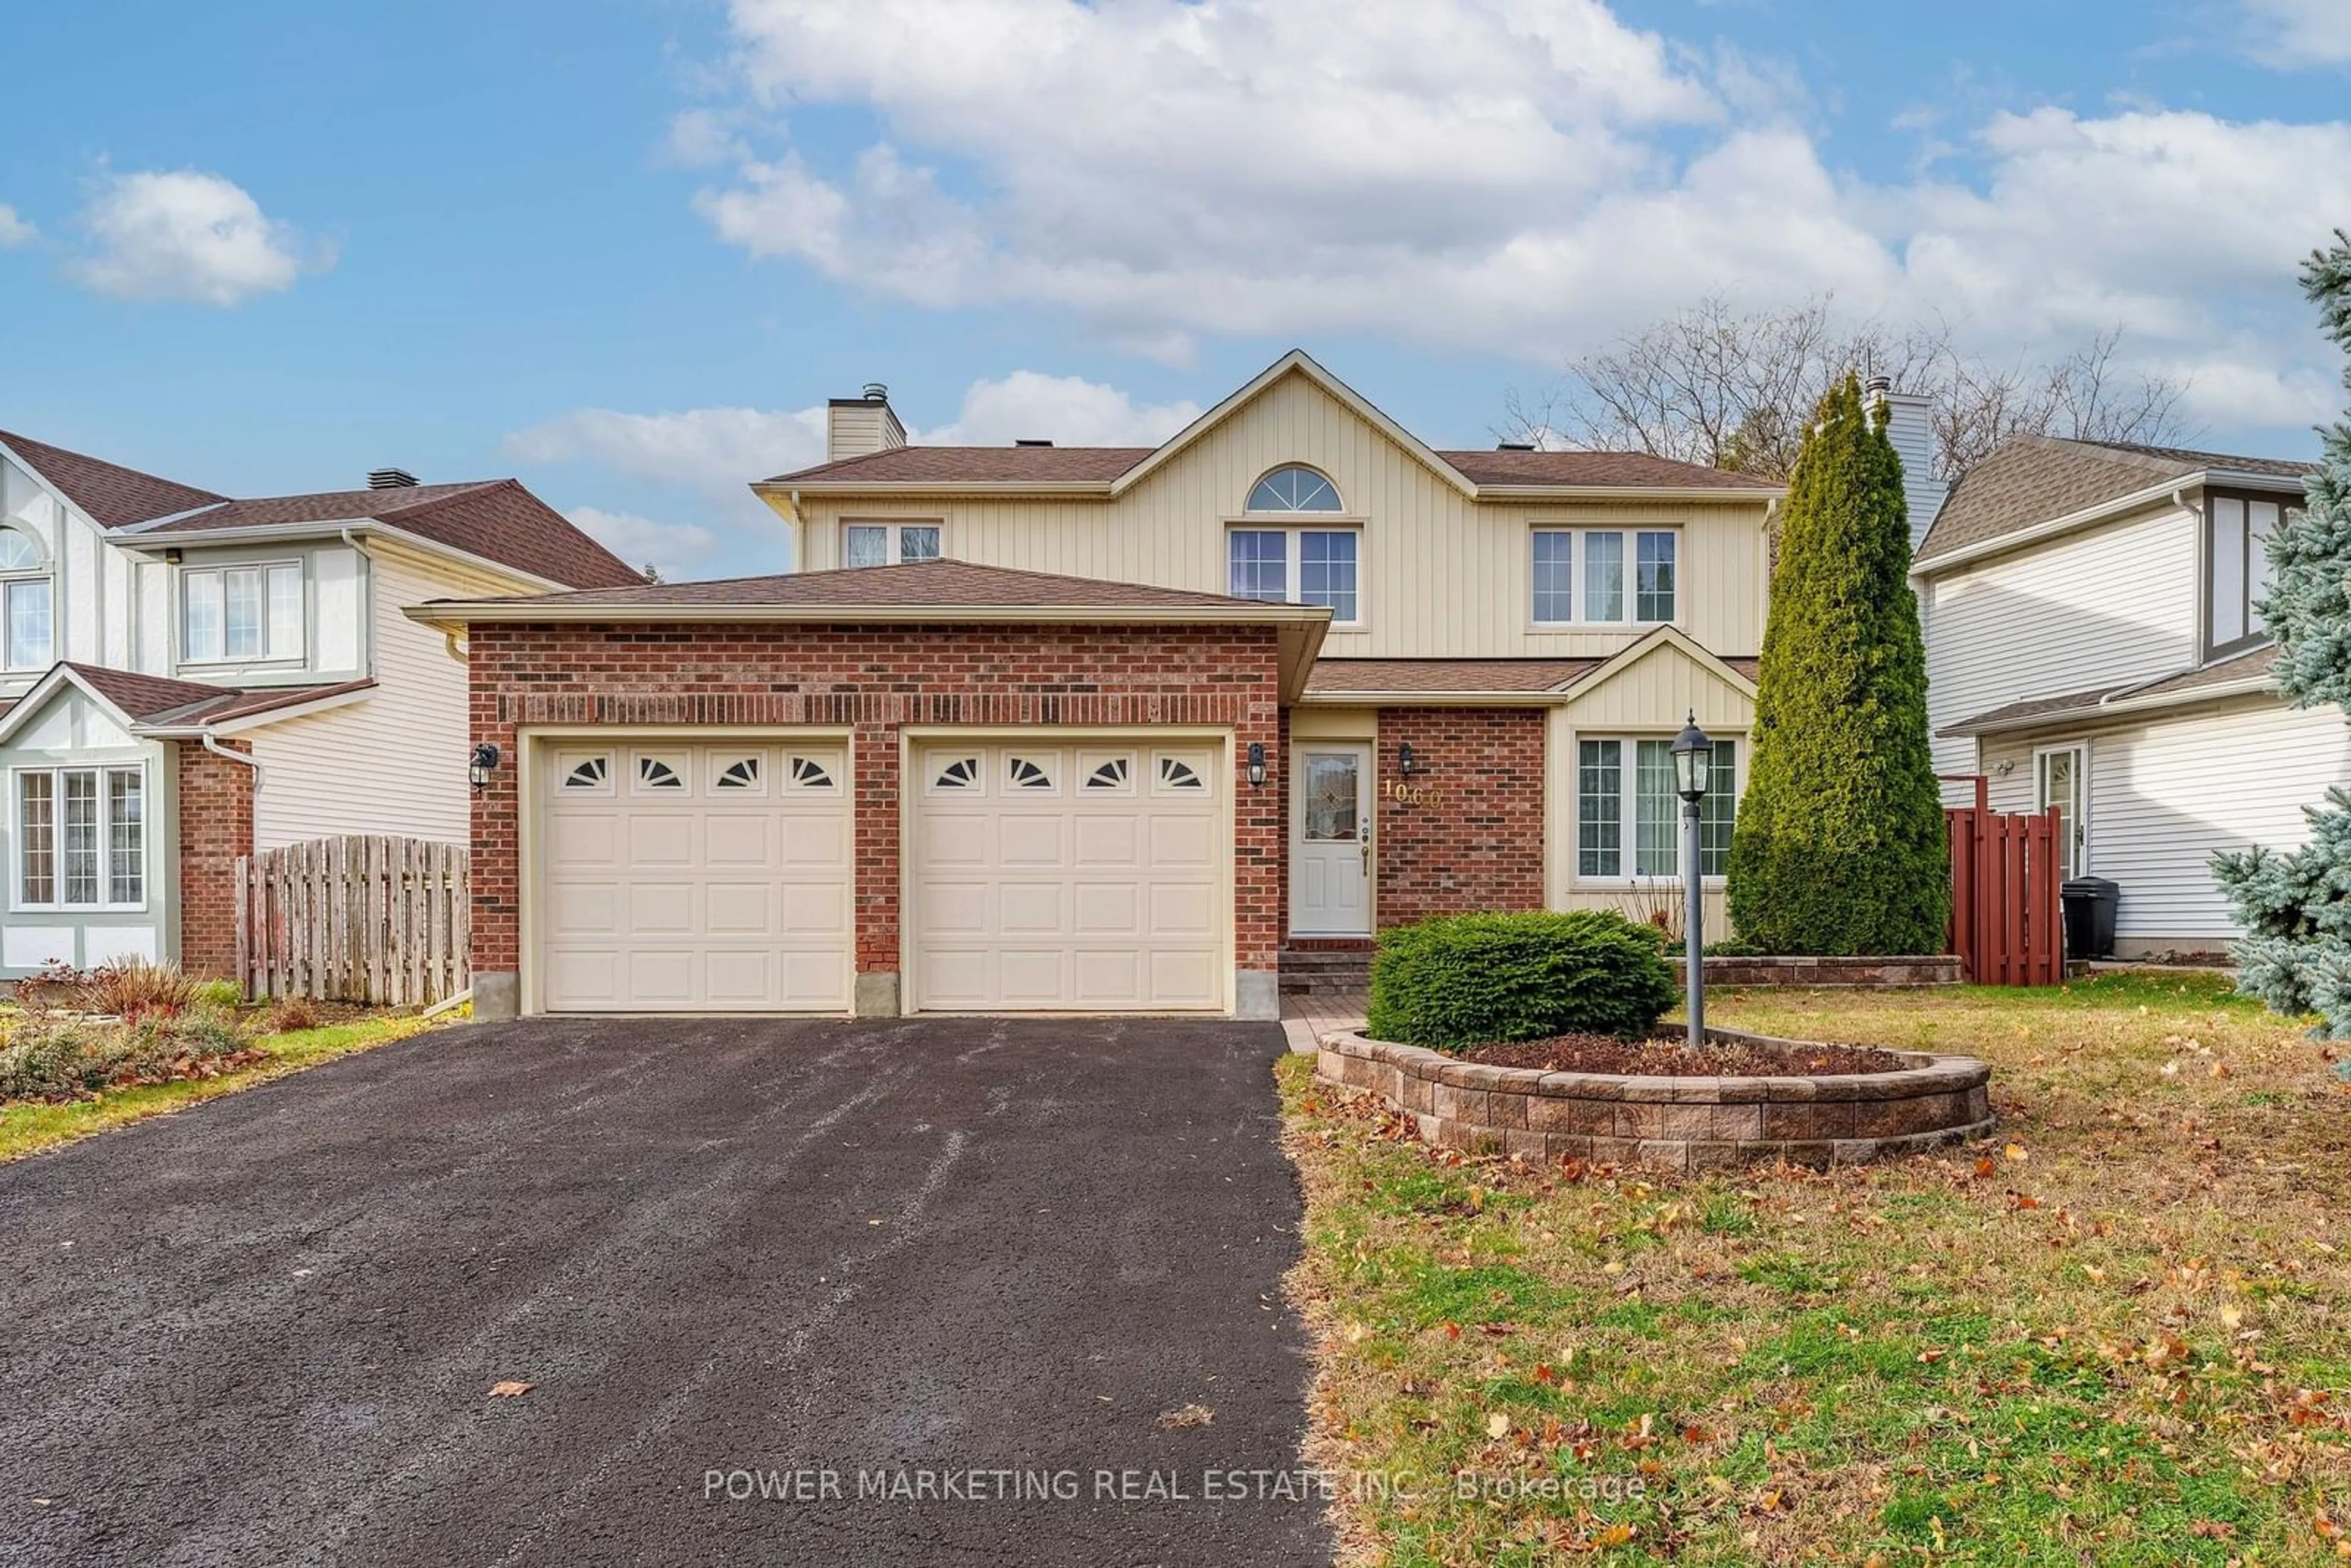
182,561,304,664
2207,490,2290,659
0,526,53,672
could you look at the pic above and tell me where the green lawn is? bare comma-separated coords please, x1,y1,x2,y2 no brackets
1,1012,450,1163
1281,974,2351,1565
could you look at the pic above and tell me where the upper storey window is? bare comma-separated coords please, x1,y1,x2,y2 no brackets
0,526,53,672
1531,528,1678,626
2207,490,2291,659
1245,466,1343,513
182,561,304,664
844,522,942,568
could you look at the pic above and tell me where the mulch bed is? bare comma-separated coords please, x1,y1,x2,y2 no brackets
1463,1033,1910,1076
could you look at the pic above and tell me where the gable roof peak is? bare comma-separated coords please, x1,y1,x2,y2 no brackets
0,429,229,528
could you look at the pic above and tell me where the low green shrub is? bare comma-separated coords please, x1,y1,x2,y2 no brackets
1366,910,1679,1051
0,1013,250,1103
191,979,246,1012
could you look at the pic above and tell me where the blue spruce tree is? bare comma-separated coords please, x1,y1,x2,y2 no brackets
2213,231,2351,1035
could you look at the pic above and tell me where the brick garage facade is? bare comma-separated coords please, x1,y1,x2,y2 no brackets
465,621,1285,1013
1373,707,1546,928
176,738,255,980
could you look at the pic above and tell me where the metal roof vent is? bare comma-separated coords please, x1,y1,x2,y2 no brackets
1495,441,1537,452
1864,373,1892,397
1013,438,1053,447
860,382,889,402
367,467,419,489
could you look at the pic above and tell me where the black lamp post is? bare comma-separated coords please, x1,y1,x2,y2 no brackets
1670,711,1713,1049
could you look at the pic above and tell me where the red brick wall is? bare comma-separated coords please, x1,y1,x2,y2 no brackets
465,622,1286,985
1374,708,1546,928
177,740,255,980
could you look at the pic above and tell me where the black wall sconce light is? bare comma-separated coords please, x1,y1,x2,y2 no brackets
1397,742,1420,777
1246,741,1267,787
162,547,183,565
469,742,501,791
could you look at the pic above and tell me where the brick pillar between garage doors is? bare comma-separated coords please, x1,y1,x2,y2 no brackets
178,738,255,981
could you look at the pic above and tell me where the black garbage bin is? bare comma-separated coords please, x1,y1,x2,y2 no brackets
2061,877,2120,960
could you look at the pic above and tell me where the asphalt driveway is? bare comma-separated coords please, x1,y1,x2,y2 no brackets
0,1016,1330,1566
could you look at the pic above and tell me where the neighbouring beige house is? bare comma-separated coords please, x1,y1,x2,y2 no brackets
0,430,643,982
405,350,1787,1021
1916,434,2334,958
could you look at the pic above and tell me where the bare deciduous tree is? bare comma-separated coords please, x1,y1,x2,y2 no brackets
1501,299,2196,481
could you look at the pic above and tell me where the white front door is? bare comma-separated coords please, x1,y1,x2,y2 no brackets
2035,743,2087,881
1291,743,1371,936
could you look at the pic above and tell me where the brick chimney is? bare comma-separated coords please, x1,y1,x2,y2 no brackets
826,382,907,463
1866,375,1947,553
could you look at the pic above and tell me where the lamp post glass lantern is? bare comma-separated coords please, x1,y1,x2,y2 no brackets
1670,713,1713,1048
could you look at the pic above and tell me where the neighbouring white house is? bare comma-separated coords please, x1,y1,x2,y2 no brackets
1914,433,2335,958
0,430,644,981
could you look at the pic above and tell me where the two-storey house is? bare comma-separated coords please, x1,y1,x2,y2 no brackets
0,430,643,981
410,351,1780,1022
1917,435,2331,958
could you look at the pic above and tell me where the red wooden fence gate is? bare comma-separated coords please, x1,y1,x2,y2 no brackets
1944,778,2064,986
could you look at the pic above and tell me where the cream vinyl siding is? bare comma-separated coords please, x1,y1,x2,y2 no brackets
1921,500,2199,784
247,541,530,849
1976,698,2349,943
793,370,1771,661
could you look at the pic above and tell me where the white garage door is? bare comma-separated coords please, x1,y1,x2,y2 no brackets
538,741,853,1011
908,740,1228,1011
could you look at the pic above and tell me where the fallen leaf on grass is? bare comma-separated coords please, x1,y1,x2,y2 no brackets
488,1381,533,1398
2003,1143,2028,1163
1486,1411,1510,1439
1155,1404,1214,1430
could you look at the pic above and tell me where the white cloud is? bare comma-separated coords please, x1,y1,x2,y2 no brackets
0,204,36,249
506,404,828,495
565,506,719,578
70,170,324,306
2237,0,2351,66
921,372,1199,446
681,0,2350,435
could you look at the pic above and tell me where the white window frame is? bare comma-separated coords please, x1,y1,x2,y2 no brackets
179,560,306,666
1224,525,1363,626
1571,733,1740,886
0,526,54,673
2033,741,2089,880
842,521,944,568
12,762,148,912
1529,527,1681,628
2203,489,2289,661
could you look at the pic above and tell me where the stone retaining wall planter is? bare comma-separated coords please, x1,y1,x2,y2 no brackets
1671,955,1963,988
1316,1028,1992,1170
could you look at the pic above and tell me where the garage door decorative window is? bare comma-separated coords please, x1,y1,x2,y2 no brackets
1007,755,1056,791
1157,756,1205,790
934,756,981,790
1084,756,1131,790
714,756,763,790
562,755,611,790
636,756,684,790
787,755,837,790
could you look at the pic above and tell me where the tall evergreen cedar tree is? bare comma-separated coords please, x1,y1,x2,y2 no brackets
2214,231,2351,1037
1727,373,1949,954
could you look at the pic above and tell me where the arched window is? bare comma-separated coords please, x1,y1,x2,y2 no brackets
1245,466,1342,513
0,526,52,672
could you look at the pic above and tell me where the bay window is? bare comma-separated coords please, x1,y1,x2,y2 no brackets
1,526,51,671
1228,528,1359,623
1531,529,1678,625
843,522,942,568
2206,490,2289,658
1575,735,1738,879
182,562,304,662
16,764,143,909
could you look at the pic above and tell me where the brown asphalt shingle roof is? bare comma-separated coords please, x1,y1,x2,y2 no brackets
50,662,375,727
1938,643,2280,736
766,445,1779,493
0,429,227,527
1916,436,2315,569
438,558,1302,612
1306,658,1602,694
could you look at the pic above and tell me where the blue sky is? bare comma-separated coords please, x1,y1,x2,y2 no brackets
2,0,2346,577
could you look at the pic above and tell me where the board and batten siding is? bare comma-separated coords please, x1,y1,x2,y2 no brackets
246,541,527,850
1921,499,2200,784
795,370,1773,662
1978,697,2350,944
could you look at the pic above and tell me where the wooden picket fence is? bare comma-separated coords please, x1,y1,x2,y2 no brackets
234,836,470,1005
1944,792,2064,988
